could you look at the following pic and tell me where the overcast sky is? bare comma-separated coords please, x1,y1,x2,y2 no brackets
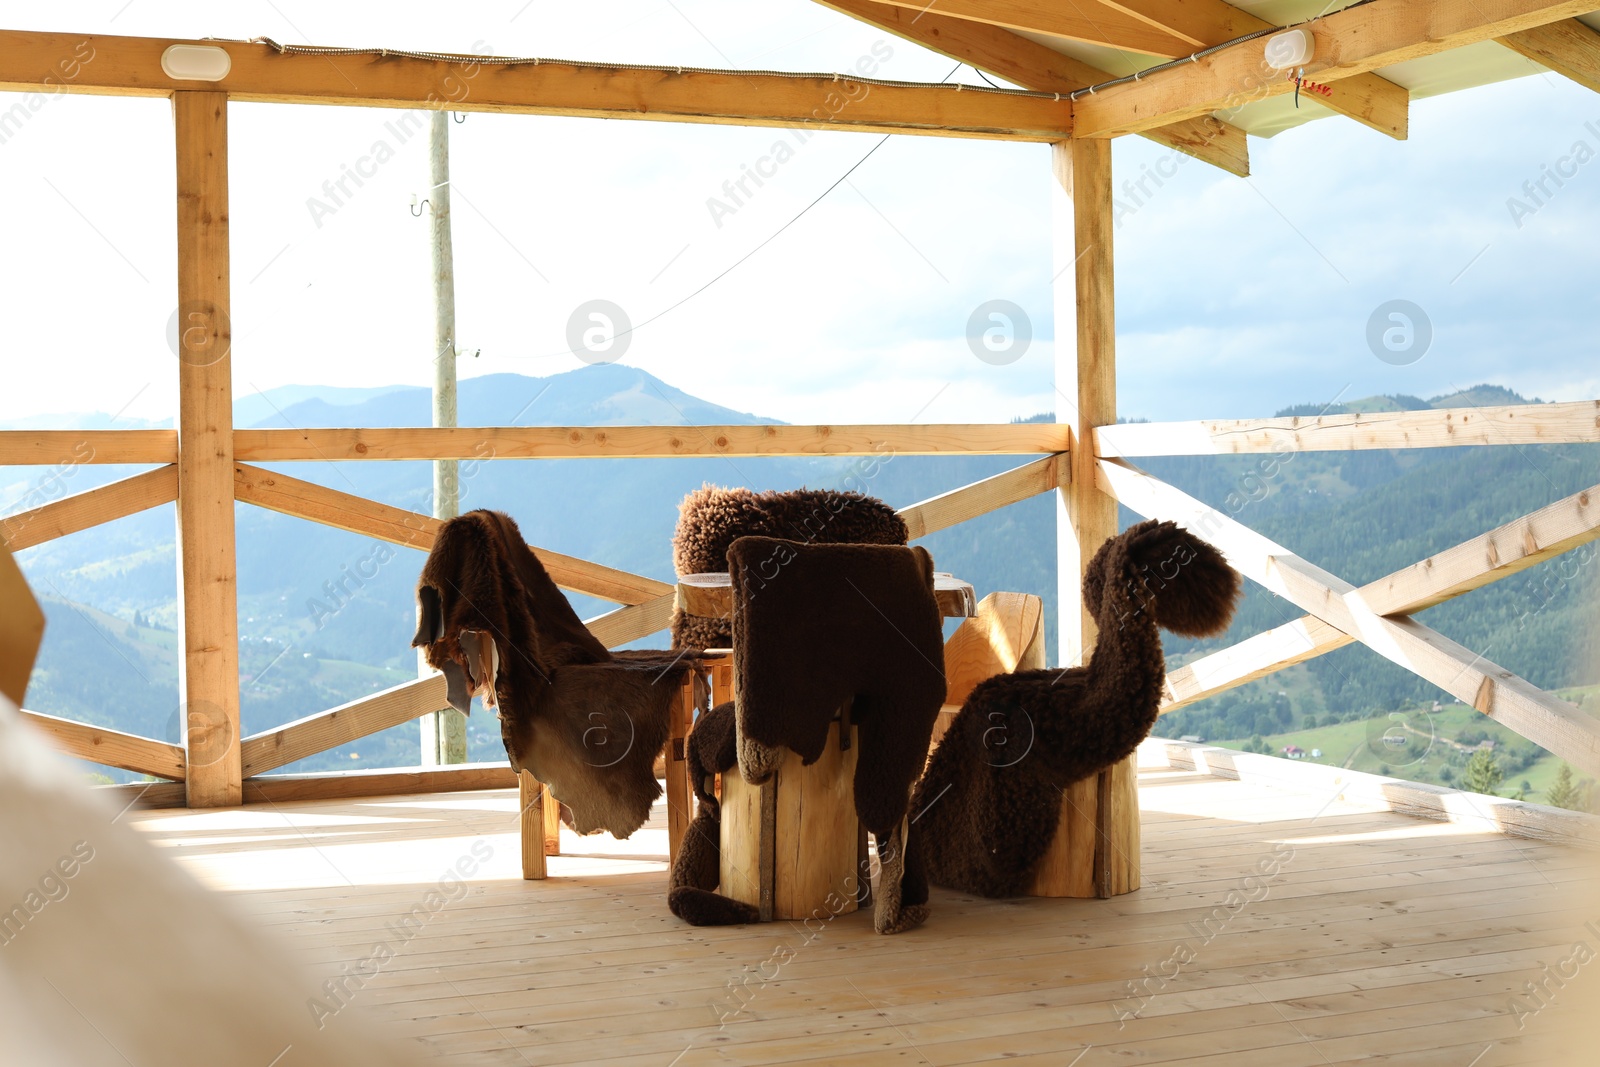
2,0,1597,429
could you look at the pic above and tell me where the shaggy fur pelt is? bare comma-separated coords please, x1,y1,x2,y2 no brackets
669,486,908,650
912,520,1241,898
702,535,943,933
666,701,760,926
411,509,698,839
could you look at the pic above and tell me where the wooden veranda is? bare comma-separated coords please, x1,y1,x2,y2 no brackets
3,2,1600,1061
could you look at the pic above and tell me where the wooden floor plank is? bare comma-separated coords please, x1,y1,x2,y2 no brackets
123,760,1599,1066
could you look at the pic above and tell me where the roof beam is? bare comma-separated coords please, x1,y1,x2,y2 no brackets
1089,0,1408,138
816,0,1249,174
0,30,1070,142
1499,17,1600,93
854,0,1194,57
1074,0,1598,138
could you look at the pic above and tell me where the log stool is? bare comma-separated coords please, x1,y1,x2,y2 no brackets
936,591,1139,898
718,709,867,922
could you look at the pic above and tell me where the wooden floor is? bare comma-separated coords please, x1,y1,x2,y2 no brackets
126,746,1600,1066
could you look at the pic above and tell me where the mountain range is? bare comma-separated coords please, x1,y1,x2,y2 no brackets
4,369,1595,786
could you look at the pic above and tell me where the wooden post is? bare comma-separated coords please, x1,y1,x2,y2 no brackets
664,675,695,867
719,720,861,922
173,91,242,808
519,770,546,879
422,110,467,765
1051,137,1139,896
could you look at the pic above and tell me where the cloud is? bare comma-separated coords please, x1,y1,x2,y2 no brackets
1,1,1595,429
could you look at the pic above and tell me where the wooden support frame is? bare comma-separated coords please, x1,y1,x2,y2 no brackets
899,455,1066,540
0,430,176,466
1163,479,1600,713
584,595,677,648
0,465,178,552
854,0,1193,56
1082,0,1409,138
1072,0,1599,138
1499,18,1600,93
1102,458,1600,776
1053,137,1138,898
173,90,241,808
239,674,448,777
234,423,1067,462
102,762,519,810
0,30,1071,142
233,463,671,606
19,709,187,780
1095,400,1600,456
814,0,1251,175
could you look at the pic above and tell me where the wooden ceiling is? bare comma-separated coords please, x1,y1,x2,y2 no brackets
815,1,1600,176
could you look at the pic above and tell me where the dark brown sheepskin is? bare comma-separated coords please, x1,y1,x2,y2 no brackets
731,536,944,933
669,486,908,649
411,509,698,839
668,539,946,931
667,701,759,926
911,520,1240,898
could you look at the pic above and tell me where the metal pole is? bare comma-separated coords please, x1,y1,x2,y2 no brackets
421,110,467,766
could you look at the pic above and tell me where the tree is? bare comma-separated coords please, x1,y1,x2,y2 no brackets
1462,750,1503,797
1546,763,1593,812
1439,765,1455,785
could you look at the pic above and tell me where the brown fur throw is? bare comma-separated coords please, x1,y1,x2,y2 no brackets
666,701,759,926
410,509,698,839
912,520,1241,897
669,536,945,934
669,486,908,649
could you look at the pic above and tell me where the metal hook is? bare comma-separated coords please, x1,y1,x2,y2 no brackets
409,194,429,217
452,111,466,124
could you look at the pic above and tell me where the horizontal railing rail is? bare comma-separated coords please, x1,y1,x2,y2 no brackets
7,403,1599,800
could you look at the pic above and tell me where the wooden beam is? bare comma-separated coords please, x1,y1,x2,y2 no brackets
0,430,177,466
173,91,241,808
104,761,520,809
584,594,676,648
1087,0,1409,137
19,709,187,780
519,770,547,880
0,30,1071,142
239,674,448,777
1073,0,1598,138
1162,617,1354,714
1364,481,1600,616
897,454,1065,540
1,466,178,552
1161,479,1600,713
233,463,672,605
814,0,1250,174
1053,137,1138,899
1095,399,1600,456
1090,0,1259,48
1101,457,1600,777
857,0,1193,56
1500,18,1600,93
234,423,1068,462
1056,141,1120,670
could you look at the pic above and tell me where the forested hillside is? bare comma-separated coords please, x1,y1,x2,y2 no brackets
6,371,1595,795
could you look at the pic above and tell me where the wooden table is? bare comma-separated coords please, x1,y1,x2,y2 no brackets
675,570,977,620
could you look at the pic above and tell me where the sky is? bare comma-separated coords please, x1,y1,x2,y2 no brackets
1,0,1598,430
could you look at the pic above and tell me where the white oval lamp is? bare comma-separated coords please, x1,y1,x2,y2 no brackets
161,44,232,82
1264,28,1314,71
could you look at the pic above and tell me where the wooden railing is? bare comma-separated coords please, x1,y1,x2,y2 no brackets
5,398,1599,806
2,27,1596,809
1,426,1073,804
